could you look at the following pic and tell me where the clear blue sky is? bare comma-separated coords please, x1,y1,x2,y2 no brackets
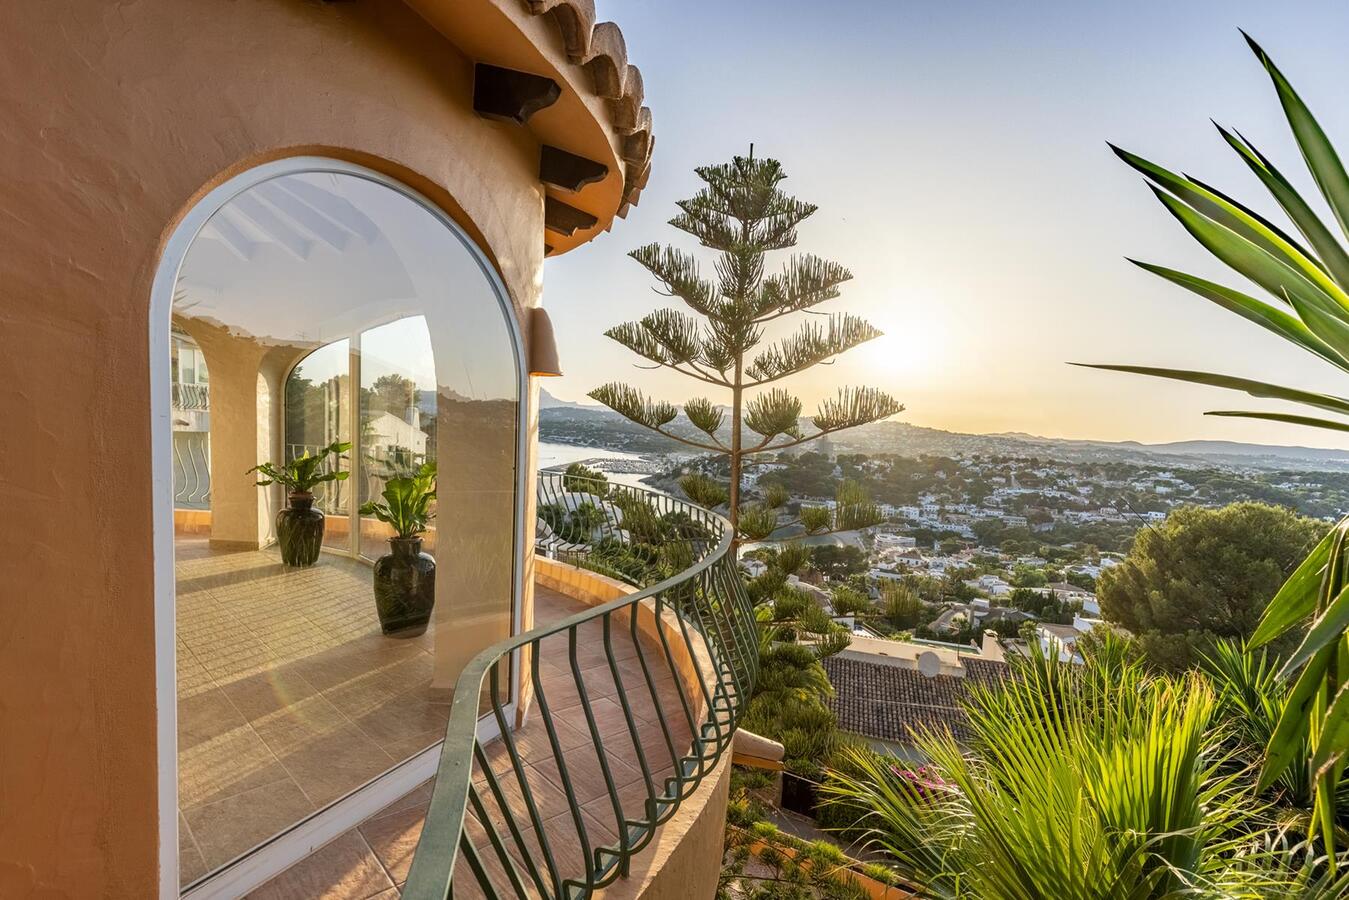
542,0,1349,448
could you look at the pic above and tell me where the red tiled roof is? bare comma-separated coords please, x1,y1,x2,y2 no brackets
824,655,1007,746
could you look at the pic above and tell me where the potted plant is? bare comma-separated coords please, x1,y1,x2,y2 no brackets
248,440,351,567
359,461,437,637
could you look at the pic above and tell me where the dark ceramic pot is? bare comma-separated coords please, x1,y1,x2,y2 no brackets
277,491,325,567
373,537,436,637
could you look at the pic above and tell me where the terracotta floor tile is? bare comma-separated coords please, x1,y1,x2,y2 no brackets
177,726,290,809
184,778,315,870
242,581,706,897
244,831,393,900
178,687,248,751
252,694,350,756
369,778,433,820
275,722,396,807
352,693,450,760
217,663,322,723
359,802,426,886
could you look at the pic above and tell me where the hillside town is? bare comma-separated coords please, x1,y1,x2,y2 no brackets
625,446,1349,674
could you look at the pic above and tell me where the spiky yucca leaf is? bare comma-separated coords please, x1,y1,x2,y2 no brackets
1091,36,1349,864
1088,37,1349,430
821,651,1286,897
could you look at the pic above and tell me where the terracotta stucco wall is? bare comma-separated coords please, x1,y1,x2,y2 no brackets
0,1,550,895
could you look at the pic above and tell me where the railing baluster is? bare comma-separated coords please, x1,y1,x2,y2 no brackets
403,473,757,899
626,596,686,815
567,626,628,886
485,663,565,898
467,783,534,898
529,637,592,897
600,613,658,860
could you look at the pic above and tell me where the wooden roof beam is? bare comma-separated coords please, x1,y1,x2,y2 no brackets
473,63,560,125
544,197,598,236
539,145,608,193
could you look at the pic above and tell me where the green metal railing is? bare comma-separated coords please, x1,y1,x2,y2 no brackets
403,472,758,899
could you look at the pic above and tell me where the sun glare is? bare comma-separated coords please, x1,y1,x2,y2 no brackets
856,306,943,382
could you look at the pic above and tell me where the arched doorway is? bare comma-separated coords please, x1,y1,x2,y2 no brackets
151,160,526,897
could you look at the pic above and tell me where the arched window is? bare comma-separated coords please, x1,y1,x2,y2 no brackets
161,164,524,893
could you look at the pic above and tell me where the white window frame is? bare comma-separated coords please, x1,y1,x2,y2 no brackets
149,157,529,899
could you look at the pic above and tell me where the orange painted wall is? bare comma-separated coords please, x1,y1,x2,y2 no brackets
0,1,553,895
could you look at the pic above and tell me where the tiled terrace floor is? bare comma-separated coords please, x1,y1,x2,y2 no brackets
176,538,454,886
245,585,697,899
175,537,698,897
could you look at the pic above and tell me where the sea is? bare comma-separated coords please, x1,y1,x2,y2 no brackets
536,441,669,493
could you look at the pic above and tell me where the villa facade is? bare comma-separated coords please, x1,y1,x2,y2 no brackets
1,3,755,899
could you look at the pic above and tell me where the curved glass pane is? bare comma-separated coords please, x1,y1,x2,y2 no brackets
285,340,351,551
359,316,437,558
168,170,519,889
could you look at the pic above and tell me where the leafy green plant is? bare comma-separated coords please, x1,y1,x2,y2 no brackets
562,462,608,496
820,641,1346,897
358,461,436,539
1248,522,1349,868
719,804,873,900
249,440,351,494
1088,33,1349,865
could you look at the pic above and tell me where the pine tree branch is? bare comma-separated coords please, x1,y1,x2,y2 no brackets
811,385,904,432
752,254,853,322
684,397,727,445
744,424,857,454
744,314,882,386
603,320,731,387
743,387,804,441
588,383,726,453
628,243,721,317
671,362,733,387
651,427,724,453
750,391,906,450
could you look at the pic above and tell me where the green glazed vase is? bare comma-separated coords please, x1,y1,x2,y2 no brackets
277,492,325,566
373,537,436,637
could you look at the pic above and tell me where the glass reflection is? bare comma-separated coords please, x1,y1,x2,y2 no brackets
168,170,519,890
285,340,351,551
359,317,437,559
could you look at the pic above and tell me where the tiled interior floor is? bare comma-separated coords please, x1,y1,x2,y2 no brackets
176,537,459,887
246,586,698,899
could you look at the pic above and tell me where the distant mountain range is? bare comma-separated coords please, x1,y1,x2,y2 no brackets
539,390,1349,471
539,387,588,409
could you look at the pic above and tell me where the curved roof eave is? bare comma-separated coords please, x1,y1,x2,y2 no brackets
402,0,654,256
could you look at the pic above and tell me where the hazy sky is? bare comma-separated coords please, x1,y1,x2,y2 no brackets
541,0,1349,449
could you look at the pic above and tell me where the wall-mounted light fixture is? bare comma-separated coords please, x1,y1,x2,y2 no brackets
528,306,562,377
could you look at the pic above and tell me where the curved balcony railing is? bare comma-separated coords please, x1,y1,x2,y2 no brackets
403,472,758,899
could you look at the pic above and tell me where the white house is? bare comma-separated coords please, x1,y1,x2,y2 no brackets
366,408,429,457
875,533,917,551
